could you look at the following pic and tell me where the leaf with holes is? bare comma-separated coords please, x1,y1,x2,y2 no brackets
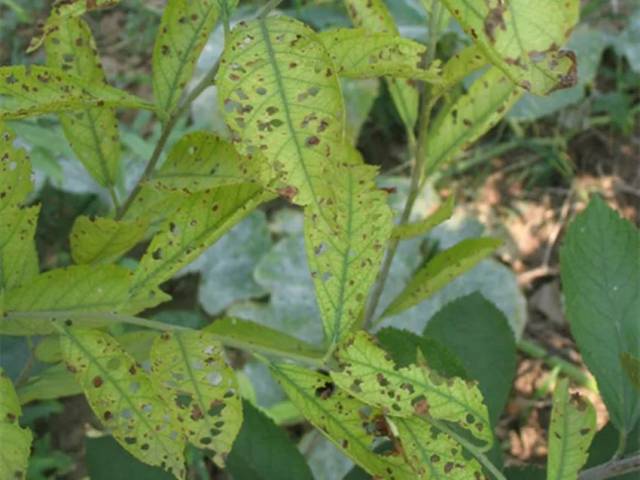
547,379,596,480
423,67,523,177
147,132,269,193
70,216,148,265
0,368,32,480
45,18,122,189
318,28,441,82
331,332,492,447
305,161,392,345
383,237,501,317
130,184,272,297
0,66,154,120
153,0,238,114
1,265,166,335
217,16,345,207
0,205,40,291
0,123,32,211
60,328,186,479
150,330,242,466
441,0,579,95
392,195,454,240
270,362,414,479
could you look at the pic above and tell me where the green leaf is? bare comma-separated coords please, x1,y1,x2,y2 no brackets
1,265,165,335
204,318,325,364
130,184,272,296
0,66,154,120
70,216,148,265
147,132,268,193
423,67,523,176
270,362,414,479
423,293,517,425
305,162,393,345
318,28,440,82
153,0,236,114
226,400,314,480
560,196,640,433
391,195,454,240
436,45,486,92
217,16,345,207
383,237,501,317
0,122,32,211
17,364,82,405
149,330,242,466
0,205,40,291
45,18,122,189
621,353,640,392
547,379,596,480
331,332,492,447
60,328,186,478
440,0,579,95
0,367,32,480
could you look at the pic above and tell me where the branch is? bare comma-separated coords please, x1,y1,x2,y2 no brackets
579,453,640,480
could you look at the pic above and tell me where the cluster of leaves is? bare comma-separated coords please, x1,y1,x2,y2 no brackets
0,0,638,479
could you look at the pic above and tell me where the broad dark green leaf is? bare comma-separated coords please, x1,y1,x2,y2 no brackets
0,367,32,479
621,353,640,391
584,422,640,480
560,196,640,433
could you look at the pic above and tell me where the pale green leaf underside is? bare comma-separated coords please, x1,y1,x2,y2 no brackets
547,379,596,480
441,0,580,95
17,363,82,405
0,368,32,480
384,237,502,317
217,16,345,207
270,362,414,479
0,205,40,291
0,123,32,212
150,330,242,466
60,328,186,479
0,66,154,120
70,215,148,265
332,332,492,447
392,195,455,240
424,67,523,177
45,17,122,188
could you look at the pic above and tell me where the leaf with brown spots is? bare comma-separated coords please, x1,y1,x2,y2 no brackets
60,328,186,479
0,368,32,480
0,122,32,212
0,205,40,291
150,330,242,466
435,44,487,92
547,379,596,480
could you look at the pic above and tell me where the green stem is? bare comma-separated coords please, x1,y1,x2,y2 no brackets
613,430,627,460
579,453,640,480
257,0,283,19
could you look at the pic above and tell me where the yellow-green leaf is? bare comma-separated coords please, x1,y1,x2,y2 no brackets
60,328,186,479
318,28,441,82
305,161,393,345
17,363,82,405
331,332,492,447
423,67,522,177
217,16,345,207
0,205,40,291
392,195,454,240
270,362,414,479
150,330,242,466
436,44,487,92
0,368,32,480
0,123,32,211
70,215,148,265
441,0,579,95
0,66,154,120
153,0,236,114
45,18,122,189
384,237,501,317
547,379,596,480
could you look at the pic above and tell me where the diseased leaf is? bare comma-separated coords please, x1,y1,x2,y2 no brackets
547,379,596,480
0,123,32,211
60,328,186,478
1,265,166,335
331,332,492,447
423,67,523,176
318,28,440,82
17,363,82,404
383,237,502,317
217,16,344,206
441,0,579,95
391,195,454,240
148,132,268,193
560,196,640,433
0,205,40,291
0,367,32,480
70,215,148,265
436,45,486,92
130,184,272,297
0,66,154,120
150,330,241,466
45,18,122,189
153,0,237,114
305,162,393,345
621,353,640,392
270,363,414,479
